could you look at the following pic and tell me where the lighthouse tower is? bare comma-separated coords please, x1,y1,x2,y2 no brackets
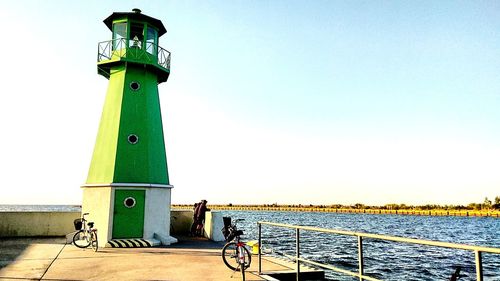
82,9,176,247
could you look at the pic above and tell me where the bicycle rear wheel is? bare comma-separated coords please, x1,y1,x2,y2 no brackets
222,242,251,271
91,231,98,252
73,230,91,248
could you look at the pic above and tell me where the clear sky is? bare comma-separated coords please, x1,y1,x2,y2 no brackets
1,1,499,206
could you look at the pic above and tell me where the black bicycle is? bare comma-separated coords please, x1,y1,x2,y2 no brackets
221,217,251,280
73,212,98,252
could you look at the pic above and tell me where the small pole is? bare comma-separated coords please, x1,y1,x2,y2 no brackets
296,228,300,281
475,250,483,281
358,235,364,281
258,223,262,275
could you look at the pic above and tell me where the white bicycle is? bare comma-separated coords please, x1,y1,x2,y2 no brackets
72,212,98,252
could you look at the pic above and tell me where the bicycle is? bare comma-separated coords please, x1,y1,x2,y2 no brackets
72,212,98,252
221,217,251,280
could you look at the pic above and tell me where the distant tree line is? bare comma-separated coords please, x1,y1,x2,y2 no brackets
223,196,500,211
379,196,500,211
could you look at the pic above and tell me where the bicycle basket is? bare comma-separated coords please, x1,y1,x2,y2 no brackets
221,217,244,241
221,217,232,240
225,230,235,242
73,218,82,230
225,228,244,242
223,217,232,228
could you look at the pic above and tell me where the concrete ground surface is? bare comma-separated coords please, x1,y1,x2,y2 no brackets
0,236,298,281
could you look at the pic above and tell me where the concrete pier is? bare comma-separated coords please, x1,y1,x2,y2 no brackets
0,237,253,280
0,236,322,281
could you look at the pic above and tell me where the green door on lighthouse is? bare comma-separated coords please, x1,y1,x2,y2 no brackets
113,190,145,238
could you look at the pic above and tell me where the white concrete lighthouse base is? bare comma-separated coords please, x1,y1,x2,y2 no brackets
154,233,178,245
81,185,113,247
143,186,175,245
81,183,175,247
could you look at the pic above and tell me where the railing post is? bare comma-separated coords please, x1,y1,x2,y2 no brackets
296,228,300,281
258,222,262,275
358,235,364,281
475,250,483,281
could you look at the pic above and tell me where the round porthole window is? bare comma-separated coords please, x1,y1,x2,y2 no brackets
130,81,141,91
124,197,136,208
128,134,139,144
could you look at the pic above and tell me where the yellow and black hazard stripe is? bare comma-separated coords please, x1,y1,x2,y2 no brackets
106,239,155,248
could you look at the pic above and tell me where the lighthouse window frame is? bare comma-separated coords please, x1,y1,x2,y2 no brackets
130,81,141,91
128,134,139,144
145,26,158,55
112,22,127,50
124,197,136,208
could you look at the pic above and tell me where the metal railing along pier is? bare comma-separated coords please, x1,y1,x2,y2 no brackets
257,221,500,281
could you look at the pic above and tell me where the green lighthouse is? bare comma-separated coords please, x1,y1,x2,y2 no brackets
82,9,176,247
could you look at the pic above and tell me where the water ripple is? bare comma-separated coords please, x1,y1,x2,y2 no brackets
223,210,500,280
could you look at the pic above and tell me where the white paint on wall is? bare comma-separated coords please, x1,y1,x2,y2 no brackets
205,211,225,242
144,187,177,245
81,186,114,245
144,188,169,238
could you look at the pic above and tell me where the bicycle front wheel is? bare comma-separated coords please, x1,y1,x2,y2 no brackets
91,231,98,252
73,230,91,248
222,242,251,271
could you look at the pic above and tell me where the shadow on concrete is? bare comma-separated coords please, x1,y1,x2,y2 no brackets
0,237,66,270
168,235,225,250
0,236,224,278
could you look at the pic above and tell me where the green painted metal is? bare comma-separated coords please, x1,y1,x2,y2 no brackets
113,65,169,184
86,66,124,183
86,64,170,184
87,10,170,185
112,190,145,238
103,10,167,36
97,11,170,83
97,38,170,83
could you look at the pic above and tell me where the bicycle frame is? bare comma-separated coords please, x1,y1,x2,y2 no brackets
90,226,98,237
81,213,97,234
237,240,246,265
80,213,90,231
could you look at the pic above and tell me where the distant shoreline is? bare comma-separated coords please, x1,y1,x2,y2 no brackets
172,204,500,218
1,204,498,218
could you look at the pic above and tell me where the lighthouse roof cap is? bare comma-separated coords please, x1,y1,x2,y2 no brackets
103,9,167,37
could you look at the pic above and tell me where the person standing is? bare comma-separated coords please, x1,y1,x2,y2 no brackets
195,200,210,237
189,202,200,236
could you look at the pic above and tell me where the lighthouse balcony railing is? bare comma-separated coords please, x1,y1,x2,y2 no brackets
97,38,171,71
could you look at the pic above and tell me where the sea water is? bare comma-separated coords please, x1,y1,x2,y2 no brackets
221,210,500,281
0,205,81,212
